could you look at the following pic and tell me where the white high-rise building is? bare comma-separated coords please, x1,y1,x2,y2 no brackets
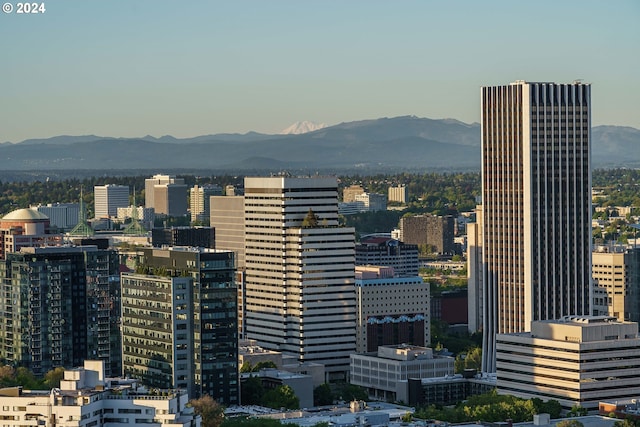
243,176,356,381
94,184,129,219
480,81,592,372
190,184,222,222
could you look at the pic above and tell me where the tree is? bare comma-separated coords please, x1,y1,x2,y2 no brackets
314,383,333,406
337,384,368,402
302,209,319,227
556,420,585,427
261,385,299,410
613,419,639,427
189,395,224,427
44,367,65,389
240,376,264,405
567,404,588,417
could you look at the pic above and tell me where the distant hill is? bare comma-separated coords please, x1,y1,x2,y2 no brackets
0,116,638,173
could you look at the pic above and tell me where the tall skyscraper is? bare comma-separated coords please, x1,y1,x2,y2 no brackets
480,81,592,372
0,246,120,377
94,184,129,219
243,176,356,381
121,247,238,404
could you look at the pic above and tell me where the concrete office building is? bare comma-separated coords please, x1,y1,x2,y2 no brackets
0,360,200,427
398,214,455,254
94,184,129,219
190,184,222,222
496,316,640,413
210,196,245,268
244,176,356,381
467,205,483,333
117,205,155,229
210,195,247,338
355,236,419,277
121,247,238,404
355,266,429,353
480,81,592,372
354,192,387,212
342,184,365,203
388,185,408,204
145,174,188,217
350,345,454,402
32,203,79,231
592,246,640,322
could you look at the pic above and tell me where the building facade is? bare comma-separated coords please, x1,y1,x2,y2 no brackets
355,237,419,277
354,192,387,212
145,174,188,217
244,176,356,381
398,214,455,254
151,226,215,249
190,184,223,222
592,246,640,322
350,345,454,402
94,184,129,219
388,185,408,204
0,246,120,377
496,316,640,413
355,266,429,353
0,360,200,427
480,81,592,372
121,247,238,404
32,203,80,231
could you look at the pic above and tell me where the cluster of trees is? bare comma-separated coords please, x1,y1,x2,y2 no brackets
312,383,368,406
240,377,299,410
413,390,562,423
0,365,64,389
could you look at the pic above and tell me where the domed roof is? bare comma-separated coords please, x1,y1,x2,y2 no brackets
1,208,49,221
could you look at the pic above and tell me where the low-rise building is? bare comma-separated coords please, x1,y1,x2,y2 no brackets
350,344,454,402
0,360,200,427
496,316,640,413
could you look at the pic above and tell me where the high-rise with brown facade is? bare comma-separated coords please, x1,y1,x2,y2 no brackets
480,81,592,372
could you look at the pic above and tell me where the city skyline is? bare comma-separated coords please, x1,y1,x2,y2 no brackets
2,1,639,143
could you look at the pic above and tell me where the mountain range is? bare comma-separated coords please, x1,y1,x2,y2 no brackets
1,116,638,174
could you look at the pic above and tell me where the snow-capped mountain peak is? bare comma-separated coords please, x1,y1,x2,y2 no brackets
280,121,327,135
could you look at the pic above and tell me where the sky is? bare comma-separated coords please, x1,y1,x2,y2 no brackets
1,0,639,142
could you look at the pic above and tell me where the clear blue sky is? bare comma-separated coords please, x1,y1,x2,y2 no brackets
1,0,638,142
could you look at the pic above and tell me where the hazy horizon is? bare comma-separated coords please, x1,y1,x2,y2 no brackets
2,0,639,143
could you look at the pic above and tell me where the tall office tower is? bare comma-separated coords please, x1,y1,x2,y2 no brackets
145,174,188,217
121,247,238,404
94,184,130,219
190,184,222,222
244,176,356,381
0,246,119,377
480,81,592,372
